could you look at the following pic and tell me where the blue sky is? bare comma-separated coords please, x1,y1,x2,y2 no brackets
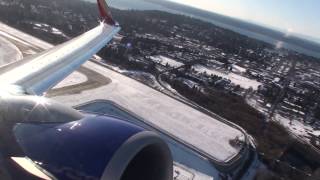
168,0,320,41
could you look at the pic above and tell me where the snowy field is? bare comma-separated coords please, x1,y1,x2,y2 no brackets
78,101,217,179
0,36,23,66
53,71,88,89
193,64,262,90
275,114,320,143
150,55,184,68
121,70,165,90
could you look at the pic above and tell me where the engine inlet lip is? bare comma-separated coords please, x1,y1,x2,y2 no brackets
101,131,173,180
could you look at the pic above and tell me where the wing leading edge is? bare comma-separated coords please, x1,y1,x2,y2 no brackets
0,1,120,95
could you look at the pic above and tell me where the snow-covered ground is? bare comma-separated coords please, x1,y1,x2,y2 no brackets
0,36,23,66
53,71,88,89
79,101,218,179
90,58,165,90
32,22,69,39
174,163,213,180
246,96,269,115
275,113,320,143
121,70,165,90
52,61,246,163
232,64,247,73
0,22,52,49
193,64,262,90
150,55,184,68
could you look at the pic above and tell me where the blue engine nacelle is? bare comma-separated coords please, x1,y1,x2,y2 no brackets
0,95,173,180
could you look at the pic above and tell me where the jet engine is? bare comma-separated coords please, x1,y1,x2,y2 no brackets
0,95,173,180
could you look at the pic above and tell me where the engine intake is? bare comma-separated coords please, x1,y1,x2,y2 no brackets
0,95,173,180
102,131,173,180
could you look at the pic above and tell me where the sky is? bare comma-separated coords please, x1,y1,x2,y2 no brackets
168,0,320,42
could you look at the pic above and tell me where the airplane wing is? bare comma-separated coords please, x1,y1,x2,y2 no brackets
0,1,119,96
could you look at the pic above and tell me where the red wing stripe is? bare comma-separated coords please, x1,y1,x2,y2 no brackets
97,0,116,25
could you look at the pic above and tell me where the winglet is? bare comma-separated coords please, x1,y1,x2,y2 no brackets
97,0,116,25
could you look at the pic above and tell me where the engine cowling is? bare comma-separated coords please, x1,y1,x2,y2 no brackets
0,95,173,180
